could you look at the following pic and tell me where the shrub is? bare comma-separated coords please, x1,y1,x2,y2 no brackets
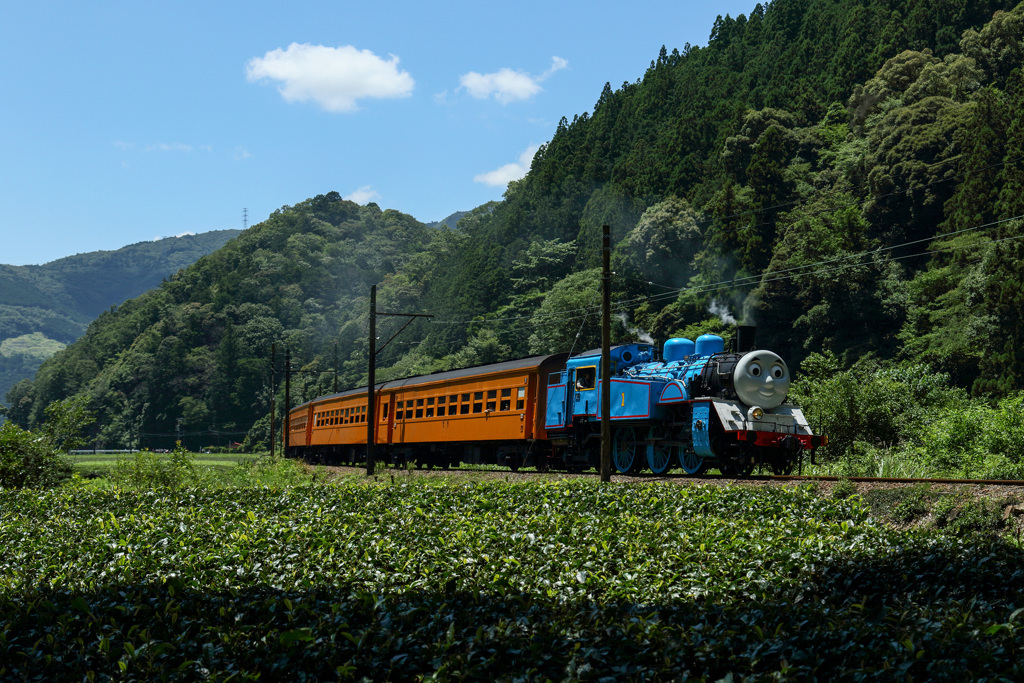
0,395,92,488
0,421,73,488
931,492,1006,533
111,443,207,490
228,455,313,487
861,484,935,523
792,354,966,464
831,477,857,499
918,392,1024,478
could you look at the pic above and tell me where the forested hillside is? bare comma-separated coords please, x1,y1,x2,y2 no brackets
7,0,1024,457
0,230,239,409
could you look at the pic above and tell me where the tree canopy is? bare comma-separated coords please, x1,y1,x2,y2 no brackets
9,1,1024,451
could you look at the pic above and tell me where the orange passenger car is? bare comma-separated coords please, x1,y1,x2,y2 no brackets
287,354,568,468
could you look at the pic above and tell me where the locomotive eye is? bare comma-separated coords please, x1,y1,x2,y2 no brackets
749,362,762,377
772,365,785,379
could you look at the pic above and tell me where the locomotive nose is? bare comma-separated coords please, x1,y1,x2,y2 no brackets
734,351,790,409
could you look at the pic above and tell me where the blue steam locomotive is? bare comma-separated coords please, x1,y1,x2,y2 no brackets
543,328,825,475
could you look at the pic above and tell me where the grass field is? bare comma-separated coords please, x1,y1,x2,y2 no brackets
68,452,260,478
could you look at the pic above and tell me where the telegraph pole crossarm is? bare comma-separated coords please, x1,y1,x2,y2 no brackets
366,284,432,475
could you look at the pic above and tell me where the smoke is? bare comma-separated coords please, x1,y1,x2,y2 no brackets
616,312,655,344
742,292,759,326
708,299,737,326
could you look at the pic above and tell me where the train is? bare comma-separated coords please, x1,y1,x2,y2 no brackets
285,327,826,475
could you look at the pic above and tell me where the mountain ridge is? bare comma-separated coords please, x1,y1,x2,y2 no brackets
7,0,1024,451
0,229,241,409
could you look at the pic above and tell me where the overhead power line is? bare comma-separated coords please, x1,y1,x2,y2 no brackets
426,213,1024,329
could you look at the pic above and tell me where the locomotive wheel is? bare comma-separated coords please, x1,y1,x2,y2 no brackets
733,459,756,477
769,457,795,475
612,426,638,473
646,428,672,475
770,437,800,475
679,448,708,476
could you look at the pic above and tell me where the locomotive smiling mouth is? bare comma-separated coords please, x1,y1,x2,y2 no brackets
759,387,775,396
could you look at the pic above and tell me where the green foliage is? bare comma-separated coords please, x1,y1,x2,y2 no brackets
618,196,703,287
527,269,604,354
226,454,313,487
831,477,857,499
0,332,65,361
862,484,937,523
110,443,206,490
2,481,1024,679
41,395,95,452
794,353,966,460
797,347,1024,478
0,421,72,488
0,231,240,411
0,396,91,488
918,392,1024,477
931,491,1007,533
12,0,1024,455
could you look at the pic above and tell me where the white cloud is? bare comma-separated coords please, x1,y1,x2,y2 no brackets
234,146,252,161
115,141,211,153
246,43,414,112
460,69,540,104
151,232,197,242
459,56,567,104
542,56,569,79
474,145,540,187
145,142,211,153
345,185,381,204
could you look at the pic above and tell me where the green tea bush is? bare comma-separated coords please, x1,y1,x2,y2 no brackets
2,480,1024,680
862,484,936,523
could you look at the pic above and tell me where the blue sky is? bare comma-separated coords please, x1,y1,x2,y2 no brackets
2,0,760,266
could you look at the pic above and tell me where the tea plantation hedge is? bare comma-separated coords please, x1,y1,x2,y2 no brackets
2,481,1023,680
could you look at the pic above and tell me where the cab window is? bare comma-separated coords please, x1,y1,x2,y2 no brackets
575,366,597,391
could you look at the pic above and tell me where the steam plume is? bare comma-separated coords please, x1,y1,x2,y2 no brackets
616,312,655,344
708,299,737,325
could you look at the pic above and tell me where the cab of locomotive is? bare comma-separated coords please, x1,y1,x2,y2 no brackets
545,343,656,428
561,342,655,389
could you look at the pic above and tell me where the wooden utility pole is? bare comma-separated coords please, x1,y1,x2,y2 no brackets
366,285,377,475
600,224,612,482
366,285,432,475
269,394,276,458
284,347,291,457
269,343,277,458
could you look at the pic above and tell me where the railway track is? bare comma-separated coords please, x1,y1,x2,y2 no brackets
343,462,1024,488
676,473,1024,487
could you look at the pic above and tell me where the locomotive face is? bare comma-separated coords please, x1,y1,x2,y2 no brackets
733,351,790,409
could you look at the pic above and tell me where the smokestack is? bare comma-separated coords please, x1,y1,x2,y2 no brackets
735,325,757,353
